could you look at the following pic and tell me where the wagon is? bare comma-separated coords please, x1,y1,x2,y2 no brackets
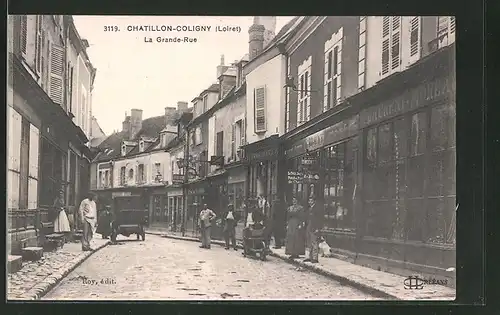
110,196,148,242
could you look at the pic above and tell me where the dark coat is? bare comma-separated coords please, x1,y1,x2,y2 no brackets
222,210,240,232
307,202,324,231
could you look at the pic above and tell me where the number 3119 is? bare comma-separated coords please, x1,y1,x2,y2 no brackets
104,26,119,32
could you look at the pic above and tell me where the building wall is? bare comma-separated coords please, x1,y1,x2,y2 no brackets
287,16,360,130
245,54,287,144
212,92,246,166
364,16,455,90
90,117,106,139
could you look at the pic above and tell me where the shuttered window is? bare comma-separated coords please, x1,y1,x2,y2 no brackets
285,56,291,132
49,43,65,105
20,15,27,55
216,131,224,157
28,124,39,210
254,86,267,133
19,119,30,210
297,69,311,125
8,107,22,209
68,63,74,113
381,16,402,79
438,16,456,48
324,28,343,112
241,118,246,146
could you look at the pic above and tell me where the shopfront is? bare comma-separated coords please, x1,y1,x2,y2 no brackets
243,135,283,219
167,187,183,232
185,183,206,235
285,71,455,270
150,187,169,227
285,115,359,232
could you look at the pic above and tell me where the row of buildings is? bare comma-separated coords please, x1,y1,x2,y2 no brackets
91,16,456,274
7,15,104,253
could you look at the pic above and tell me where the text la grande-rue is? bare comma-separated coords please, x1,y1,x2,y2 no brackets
145,36,198,43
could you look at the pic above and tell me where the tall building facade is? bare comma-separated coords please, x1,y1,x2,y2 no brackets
7,15,95,253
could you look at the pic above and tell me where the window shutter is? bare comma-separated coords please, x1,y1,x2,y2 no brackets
28,178,38,209
297,77,303,125
381,17,390,76
20,15,27,55
335,41,342,104
229,123,235,158
305,70,311,121
391,16,401,71
254,86,267,132
324,50,331,112
49,43,65,105
28,124,39,179
8,107,22,172
241,118,246,145
35,16,43,74
409,16,421,64
449,17,456,43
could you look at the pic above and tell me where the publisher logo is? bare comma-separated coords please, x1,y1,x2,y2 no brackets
404,276,448,289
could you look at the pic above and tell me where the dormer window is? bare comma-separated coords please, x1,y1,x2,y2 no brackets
139,140,145,152
121,144,126,156
128,169,134,180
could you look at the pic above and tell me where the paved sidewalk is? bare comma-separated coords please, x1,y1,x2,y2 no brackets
7,236,110,300
146,228,456,300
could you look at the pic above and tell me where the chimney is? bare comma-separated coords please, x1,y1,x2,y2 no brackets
129,109,143,139
122,112,131,133
177,101,188,112
218,66,237,99
248,20,265,60
216,54,230,81
165,106,177,125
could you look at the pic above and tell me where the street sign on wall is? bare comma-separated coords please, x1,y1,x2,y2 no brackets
172,174,184,184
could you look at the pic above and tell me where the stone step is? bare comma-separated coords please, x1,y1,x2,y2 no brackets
21,247,44,261
8,255,23,273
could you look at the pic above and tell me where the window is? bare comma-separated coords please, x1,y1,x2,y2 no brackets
202,95,208,112
216,131,224,157
99,170,103,187
138,164,145,183
254,86,267,133
358,17,367,91
381,16,402,78
18,118,30,210
154,162,162,182
35,15,43,74
285,56,292,132
120,166,126,185
121,145,126,156
195,127,202,145
48,43,65,105
128,168,134,180
231,123,236,159
81,92,87,131
408,16,422,65
19,15,28,56
68,151,77,206
437,16,456,48
297,56,312,125
324,28,343,112
139,140,145,152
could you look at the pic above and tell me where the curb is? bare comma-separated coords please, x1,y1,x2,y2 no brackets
147,231,397,299
268,251,398,300
18,240,111,300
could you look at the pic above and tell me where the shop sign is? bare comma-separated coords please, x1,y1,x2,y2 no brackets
98,162,112,170
301,155,316,165
188,187,205,195
286,116,359,158
360,75,451,128
247,147,279,162
288,171,320,184
112,192,132,198
172,174,184,184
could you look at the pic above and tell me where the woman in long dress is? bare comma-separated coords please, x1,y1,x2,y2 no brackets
53,188,71,242
285,196,306,259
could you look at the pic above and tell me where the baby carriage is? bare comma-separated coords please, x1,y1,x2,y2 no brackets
242,222,268,261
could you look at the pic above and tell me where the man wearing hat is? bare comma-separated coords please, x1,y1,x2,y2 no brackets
197,204,216,249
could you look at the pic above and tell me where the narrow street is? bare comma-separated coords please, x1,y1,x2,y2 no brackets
43,234,379,300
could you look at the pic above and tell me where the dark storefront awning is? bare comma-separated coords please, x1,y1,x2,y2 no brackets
241,134,282,164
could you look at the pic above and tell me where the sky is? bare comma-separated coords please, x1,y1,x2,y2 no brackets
72,16,294,136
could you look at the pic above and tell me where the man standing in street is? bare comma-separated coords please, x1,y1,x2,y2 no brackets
304,195,323,263
272,198,285,249
79,192,98,251
198,204,216,249
222,204,239,250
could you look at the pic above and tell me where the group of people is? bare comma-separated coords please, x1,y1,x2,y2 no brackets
196,194,325,263
50,188,106,252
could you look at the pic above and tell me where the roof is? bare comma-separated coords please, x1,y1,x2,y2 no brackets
89,136,107,147
191,83,220,102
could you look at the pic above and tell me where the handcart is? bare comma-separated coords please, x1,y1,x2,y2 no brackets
242,225,268,261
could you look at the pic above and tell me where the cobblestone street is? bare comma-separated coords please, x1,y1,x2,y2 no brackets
43,234,379,300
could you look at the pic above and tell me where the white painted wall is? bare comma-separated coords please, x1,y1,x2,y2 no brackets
245,54,287,145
